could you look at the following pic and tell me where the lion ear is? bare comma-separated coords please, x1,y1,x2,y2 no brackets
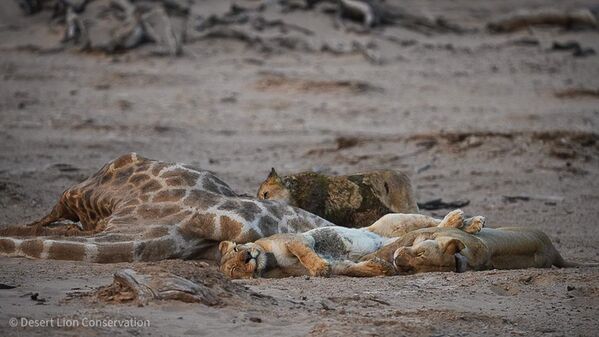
267,168,280,180
219,241,236,256
439,238,465,255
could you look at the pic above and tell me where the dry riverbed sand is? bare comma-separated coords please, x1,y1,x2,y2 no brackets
1,0,598,336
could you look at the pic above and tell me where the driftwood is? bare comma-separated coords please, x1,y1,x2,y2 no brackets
97,269,221,305
191,0,464,61
488,8,598,33
551,41,595,58
554,88,599,99
17,0,184,55
14,0,466,60
251,17,314,36
196,7,313,36
502,195,564,203
142,6,182,56
63,6,88,47
332,0,465,33
0,283,17,289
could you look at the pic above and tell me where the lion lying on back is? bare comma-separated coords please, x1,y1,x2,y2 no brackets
219,209,484,278
220,210,580,278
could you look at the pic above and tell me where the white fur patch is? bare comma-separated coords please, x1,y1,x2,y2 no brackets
270,243,298,267
304,227,387,260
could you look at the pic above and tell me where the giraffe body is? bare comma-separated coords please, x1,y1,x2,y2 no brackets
0,153,332,262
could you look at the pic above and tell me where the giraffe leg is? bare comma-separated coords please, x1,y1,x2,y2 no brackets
25,197,79,227
285,240,331,277
0,224,98,237
60,223,99,237
25,213,60,228
0,216,106,238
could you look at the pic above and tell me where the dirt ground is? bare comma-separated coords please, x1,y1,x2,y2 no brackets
1,0,598,336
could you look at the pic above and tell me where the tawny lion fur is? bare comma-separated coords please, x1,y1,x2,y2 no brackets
257,168,418,228
368,226,579,274
219,209,484,278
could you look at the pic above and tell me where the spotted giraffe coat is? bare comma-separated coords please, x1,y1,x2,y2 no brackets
0,153,333,262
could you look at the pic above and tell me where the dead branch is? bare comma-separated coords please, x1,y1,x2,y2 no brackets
418,199,470,210
488,8,598,33
97,269,221,305
142,6,182,56
554,88,599,99
335,0,466,34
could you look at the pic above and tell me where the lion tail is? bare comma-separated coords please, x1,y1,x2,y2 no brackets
554,254,599,268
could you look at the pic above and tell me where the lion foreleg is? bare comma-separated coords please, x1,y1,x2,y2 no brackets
366,214,441,237
332,258,396,277
285,240,331,277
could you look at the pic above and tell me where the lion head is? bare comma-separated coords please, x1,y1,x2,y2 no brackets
218,241,268,279
393,237,467,274
256,168,292,204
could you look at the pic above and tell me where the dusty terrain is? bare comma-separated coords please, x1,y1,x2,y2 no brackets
1,0,598,336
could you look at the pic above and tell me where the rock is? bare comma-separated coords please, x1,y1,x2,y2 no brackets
320,299,335,310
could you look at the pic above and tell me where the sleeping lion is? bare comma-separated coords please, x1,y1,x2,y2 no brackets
365,226,581,274
218,209,485,278
256,168,419,228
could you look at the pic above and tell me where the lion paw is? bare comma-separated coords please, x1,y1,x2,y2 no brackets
439,209,464,228
463,216,485,234
311,261,332,277
350,259,396,277
369,258,396,276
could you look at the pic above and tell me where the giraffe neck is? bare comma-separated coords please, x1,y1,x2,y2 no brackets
176,192,334,245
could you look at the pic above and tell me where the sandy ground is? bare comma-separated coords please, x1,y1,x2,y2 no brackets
1,0,598,336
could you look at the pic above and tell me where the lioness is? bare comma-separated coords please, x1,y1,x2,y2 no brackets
219,210,485,278
367,226,579,274
256,168,418,228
